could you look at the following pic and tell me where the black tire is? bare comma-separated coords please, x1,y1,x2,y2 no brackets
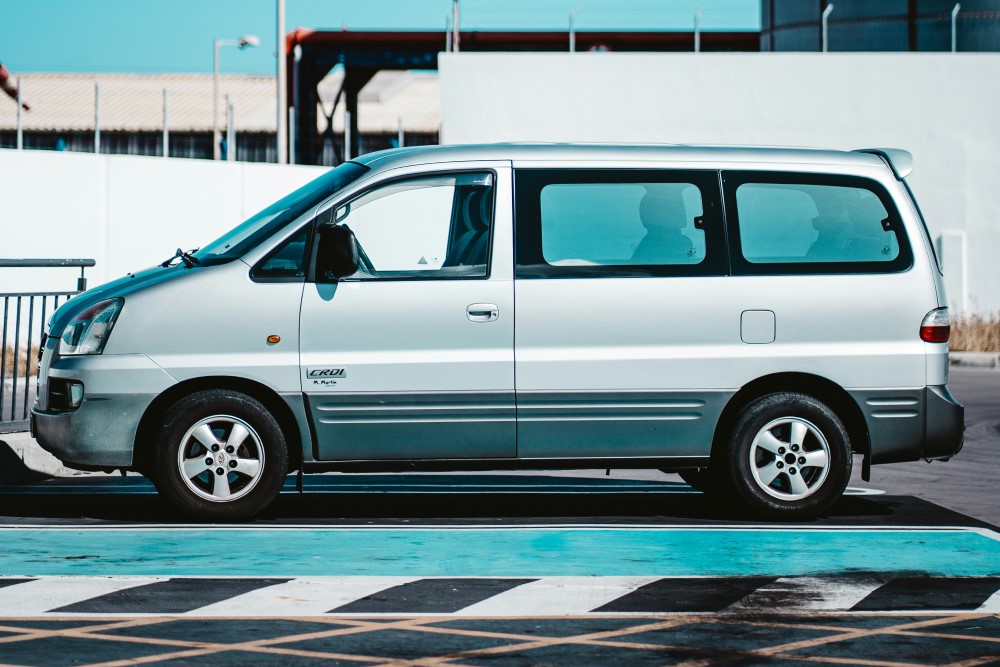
725,392,852,520
152,389,288,521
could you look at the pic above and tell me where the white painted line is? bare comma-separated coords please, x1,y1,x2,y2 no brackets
976,587,1000,613
185,576,417,617
728,576,887,613
0,523,993,534
456,576,660,616
843,486,886,496
0,576,164,616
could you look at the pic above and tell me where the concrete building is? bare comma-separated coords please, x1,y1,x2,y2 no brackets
0,70,440,163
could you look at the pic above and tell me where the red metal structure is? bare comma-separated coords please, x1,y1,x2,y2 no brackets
285,29,759,165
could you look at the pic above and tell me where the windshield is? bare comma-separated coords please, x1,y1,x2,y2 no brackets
193,161,369,264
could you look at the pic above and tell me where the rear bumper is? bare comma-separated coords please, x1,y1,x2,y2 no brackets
923,384,964,460
850,385,964,465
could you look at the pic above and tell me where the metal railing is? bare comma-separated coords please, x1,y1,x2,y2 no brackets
1,259,94,434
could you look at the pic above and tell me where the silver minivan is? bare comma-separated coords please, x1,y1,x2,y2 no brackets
31,144,964,520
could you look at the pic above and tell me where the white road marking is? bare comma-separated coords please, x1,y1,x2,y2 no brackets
975,587,1000,613
727,576,888,612
0,576,164,616
185,576,419,617
0,524,990,535
455,576,661,616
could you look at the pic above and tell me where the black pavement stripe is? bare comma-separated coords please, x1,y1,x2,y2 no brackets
0,578,33,589
852,577,1000,611
330,578,536,614
52,578,291,614
595,577,777,613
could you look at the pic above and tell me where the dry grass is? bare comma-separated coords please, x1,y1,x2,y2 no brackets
2,345,39,378
950,312,1000,352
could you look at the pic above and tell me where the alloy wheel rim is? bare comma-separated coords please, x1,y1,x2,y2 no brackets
749,416,831,501
176,415,265,503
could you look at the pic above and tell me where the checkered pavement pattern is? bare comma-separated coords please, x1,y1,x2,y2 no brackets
1,613,999,666
1,576,999,616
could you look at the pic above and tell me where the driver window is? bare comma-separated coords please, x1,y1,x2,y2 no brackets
334,172,494,280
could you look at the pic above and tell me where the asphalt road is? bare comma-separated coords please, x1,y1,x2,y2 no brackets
0,367,997,666
856,367,999,526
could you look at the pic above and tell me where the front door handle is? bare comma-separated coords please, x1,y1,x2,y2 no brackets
467,303,499,322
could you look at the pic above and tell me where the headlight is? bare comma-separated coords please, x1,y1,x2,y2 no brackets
59,298,123,356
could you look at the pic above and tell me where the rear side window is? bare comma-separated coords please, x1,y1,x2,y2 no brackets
540,182,706,266
515,169,725,278
724,171,912,275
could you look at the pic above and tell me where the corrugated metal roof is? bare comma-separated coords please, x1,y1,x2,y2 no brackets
0,71,440,134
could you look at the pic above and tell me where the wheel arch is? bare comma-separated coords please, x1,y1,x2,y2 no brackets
132,376,304,475
711,372,870,465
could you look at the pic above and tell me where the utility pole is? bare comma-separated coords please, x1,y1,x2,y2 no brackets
694,6,704,53
162,88,169,158
276,0,287,163
94,83,101,154
569,7,579,52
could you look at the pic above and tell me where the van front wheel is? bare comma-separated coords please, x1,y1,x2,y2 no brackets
153,390,288,521
727,392,851,520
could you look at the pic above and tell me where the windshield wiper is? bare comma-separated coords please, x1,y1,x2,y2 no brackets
161,247,201,268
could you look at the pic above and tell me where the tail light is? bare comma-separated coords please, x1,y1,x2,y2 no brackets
920,307,950,343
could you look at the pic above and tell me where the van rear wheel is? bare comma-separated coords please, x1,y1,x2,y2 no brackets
153,389,288,521
726,392,851,520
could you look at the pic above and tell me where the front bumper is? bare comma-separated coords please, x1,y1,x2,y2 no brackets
32,353,176,469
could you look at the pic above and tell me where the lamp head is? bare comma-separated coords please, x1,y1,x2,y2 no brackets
238,35,260,49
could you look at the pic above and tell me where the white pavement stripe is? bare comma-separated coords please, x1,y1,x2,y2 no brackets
727,576,887,612
976,588,1000,613
455,576,662,616
185,577,419,617
0,576,165,616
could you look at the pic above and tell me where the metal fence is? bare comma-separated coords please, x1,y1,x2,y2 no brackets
1,259,93,434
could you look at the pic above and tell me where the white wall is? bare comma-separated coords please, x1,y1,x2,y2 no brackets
0,150,325,294
440,52,1000,313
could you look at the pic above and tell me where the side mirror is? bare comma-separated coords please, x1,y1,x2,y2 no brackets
315,224,360,281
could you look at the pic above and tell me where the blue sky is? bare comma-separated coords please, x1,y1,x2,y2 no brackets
0,0,760,75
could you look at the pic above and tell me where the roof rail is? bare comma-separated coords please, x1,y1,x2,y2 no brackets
854,148,913,180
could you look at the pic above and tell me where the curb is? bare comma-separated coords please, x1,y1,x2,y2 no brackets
950,351,1000,369
0,431,98,483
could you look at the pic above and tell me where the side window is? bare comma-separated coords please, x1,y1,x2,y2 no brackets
540,183,705,266
515,169,724,278
335,172,494,279
725,172,912,275
252,228,309,280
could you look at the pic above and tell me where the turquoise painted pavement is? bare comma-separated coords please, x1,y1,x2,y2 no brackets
2,526,999,578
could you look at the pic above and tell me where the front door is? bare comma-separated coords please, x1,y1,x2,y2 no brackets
301,164,515,461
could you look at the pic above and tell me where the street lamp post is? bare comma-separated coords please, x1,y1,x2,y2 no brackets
213,34,259,161
821,4,834,53
569,7,579,52
694,6,704,53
